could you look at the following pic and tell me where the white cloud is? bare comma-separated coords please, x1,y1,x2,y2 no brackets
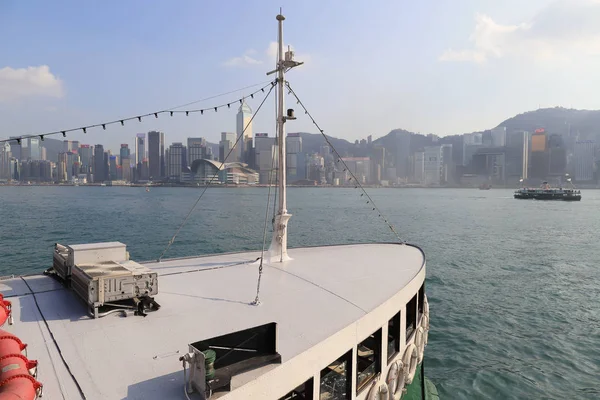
223,49,263,67
440,0,600,64
0,65,64,101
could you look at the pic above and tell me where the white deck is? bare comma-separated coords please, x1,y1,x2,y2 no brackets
0,243,425,400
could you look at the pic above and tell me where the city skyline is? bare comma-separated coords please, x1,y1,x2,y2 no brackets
3,1,600,150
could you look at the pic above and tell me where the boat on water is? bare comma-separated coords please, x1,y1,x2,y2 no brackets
514,181,581,201
0,13,434,400
478,183,491,190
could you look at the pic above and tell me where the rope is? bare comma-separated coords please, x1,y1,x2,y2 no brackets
157,80,277,261
285,82,404,243
1,81,274,144
21,277,87,399
251,114,279,306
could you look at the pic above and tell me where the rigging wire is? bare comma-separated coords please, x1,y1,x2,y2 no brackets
271,85,279,226
157,80,277,262
165,80,273,111
285,81,404,243
252,107,279,306
0,81,274,144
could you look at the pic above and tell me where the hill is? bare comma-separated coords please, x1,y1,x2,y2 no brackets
496,107,600,139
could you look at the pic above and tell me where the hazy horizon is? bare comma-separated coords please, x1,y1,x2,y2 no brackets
2,0,600,152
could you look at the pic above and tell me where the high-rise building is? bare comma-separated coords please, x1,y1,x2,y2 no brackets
166,143,184,182
441,144,454,183
135,134,146,181
522,132,529,181
109,156,118,181
531,130,547,152
135,134,146,165
548,134,566,177
491,127,506,147
462,133,483,166
147,131,165,180
371,145,385,183
0,143,12,180
286,133,303,182
413,151,425,183
66,152,80,181
25,138,42,161
9,139,21,160
187,137,206,167
122,158,132,182
219,132,237,162
57,152,68,182
340,157,370,184
395,131,411,180
79,145,93,176
574,141,595,181
63,140,79,153
119,144,130,166
93,144,105,182
237,100,253,163
254,133,277,183
424,146,443,185
530,129,549,180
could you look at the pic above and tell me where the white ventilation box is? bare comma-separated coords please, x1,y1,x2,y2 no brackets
70,259,158,308
53,242,128,280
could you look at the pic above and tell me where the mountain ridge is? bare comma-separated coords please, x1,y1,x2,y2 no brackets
27,107,600,162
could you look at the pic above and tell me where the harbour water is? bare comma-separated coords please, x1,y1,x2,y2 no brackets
1,186,598,399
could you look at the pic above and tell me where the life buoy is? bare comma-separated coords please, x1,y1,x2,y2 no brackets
415,327,425,363
0,331,27,356
0,295,12,327
367,380,389,400
395,361,406,398
386,361,399,396
421,314,429,331
402,344,418,385
421,314,430,347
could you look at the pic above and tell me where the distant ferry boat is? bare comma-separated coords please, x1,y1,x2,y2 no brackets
514,181,581,201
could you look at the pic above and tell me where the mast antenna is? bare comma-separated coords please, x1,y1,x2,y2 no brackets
265,12,303,263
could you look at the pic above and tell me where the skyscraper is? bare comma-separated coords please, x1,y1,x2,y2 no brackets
119,144,130,166
237,100,253,163
79,145,93,175
135,134,146,164
491,127,507,147
109,156,118,181
254,133,277,184
286,133,303,182
63,140,79,153
574,141,595,181
395,131,411,180
166,143,184,182
0,143,12,180
135,133,146,181
188,137,206,167
219,132,236,162
424,146,443,185
27,138,42,161
147,131,165,180
94,144,105,182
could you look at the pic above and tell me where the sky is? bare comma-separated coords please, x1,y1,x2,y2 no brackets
2,0,600,152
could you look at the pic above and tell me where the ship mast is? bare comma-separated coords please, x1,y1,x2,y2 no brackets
266,12,302,262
